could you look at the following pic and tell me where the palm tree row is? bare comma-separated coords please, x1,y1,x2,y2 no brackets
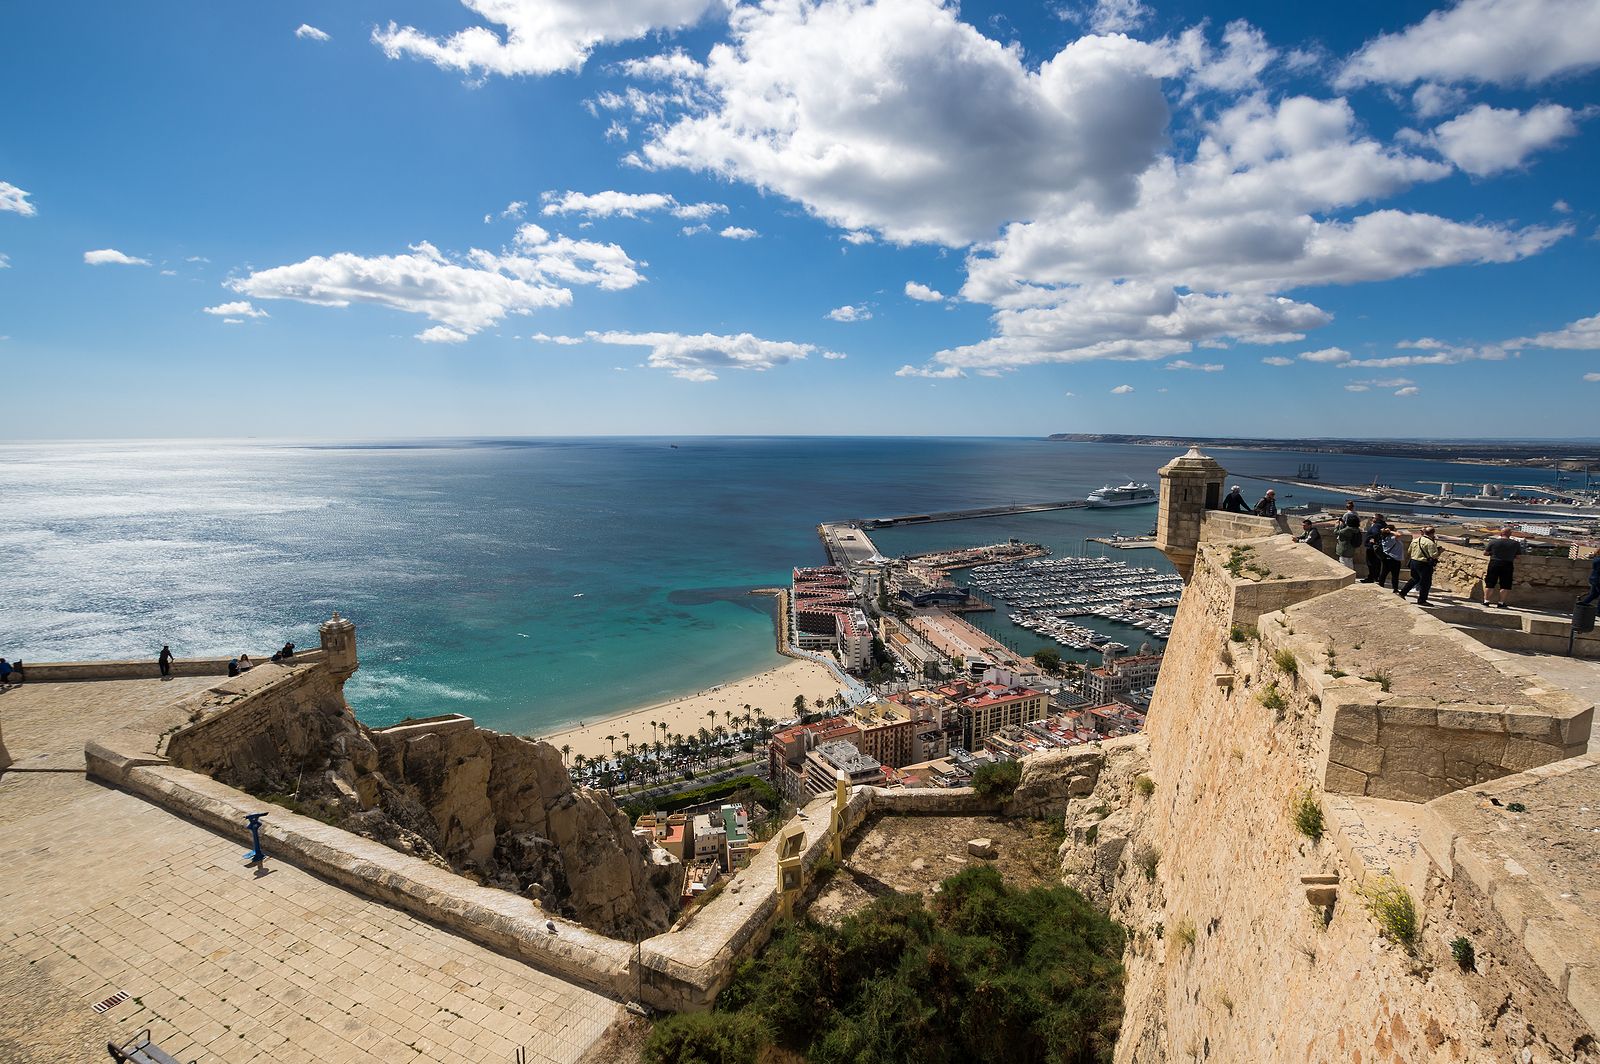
557,708,780,793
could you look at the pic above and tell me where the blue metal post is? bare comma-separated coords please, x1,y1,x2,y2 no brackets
243,812,266,864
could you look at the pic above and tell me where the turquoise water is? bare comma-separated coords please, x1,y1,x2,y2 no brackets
0,437,1562,733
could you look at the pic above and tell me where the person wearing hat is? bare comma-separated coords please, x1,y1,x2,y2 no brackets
1399,526,1441,605
1253,489,1278,517
1221,485,1250,513
1295,518,1322,551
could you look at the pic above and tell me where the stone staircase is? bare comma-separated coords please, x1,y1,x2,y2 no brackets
1421,596,1600,659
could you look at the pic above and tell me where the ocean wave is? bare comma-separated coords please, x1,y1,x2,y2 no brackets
352,673,489,703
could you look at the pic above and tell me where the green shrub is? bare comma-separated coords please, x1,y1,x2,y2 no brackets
1362,671,1392,693
1174,918,1197,952
1136,846,1160,882
1258,684,1286,712
1363,877,1418,953
1134,775,1155,798
1291,789,1325,842
1273,649,1299,676
644,1011,769,1064
666,865,1127,1064
1450,936,1475,972
1228,623,1258,643
971,759,1023,800
628,775,779,820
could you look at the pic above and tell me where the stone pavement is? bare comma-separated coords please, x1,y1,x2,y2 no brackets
0,679,623,1063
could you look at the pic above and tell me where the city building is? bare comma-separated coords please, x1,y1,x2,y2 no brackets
844,699,918,768
943,679,1048,749
1082,653,1164,705
768,717,863,802
803,739,884,796
720,804,750,868
792,566,873,670
691,812,726,865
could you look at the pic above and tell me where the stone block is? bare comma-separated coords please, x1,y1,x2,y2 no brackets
1522,918,1573,992
1452,841,1496,899
1502,736,1563,773
967,838,997,859
1334,704,1380,745
1329,734,1385,775
1437,707,1502,732
1501,707,1562,743
1323,762,1369,796
1376,728,1445,779
1376,703,1439,730
1416,812,1456,878
1491,880,1558,938
1566,967,1600,1039
1370,768,1447,804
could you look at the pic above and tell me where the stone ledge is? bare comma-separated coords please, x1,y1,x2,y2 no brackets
18,650,326,683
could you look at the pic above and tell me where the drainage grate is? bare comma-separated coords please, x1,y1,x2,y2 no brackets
91,991,129,1014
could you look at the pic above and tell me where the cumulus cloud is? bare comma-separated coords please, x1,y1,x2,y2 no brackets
823,351,848,359
1394,385,1420,396
538,190,726,221
1517,311,1600,349
1338,0,1600,88
501,200,527,219
826,304,871,322
0,253,9,269
1110,384,1135,394
905,281,948,302
586,329,820,380
373,0,722,78
1584,372,1600,382
529,332,584,345
0,181,35,216
1422,103,1586,176
1261,355,1293,366
1347,377,1415,391
1299,347,1351,363
636,0,1174,245
229,230,642,337
719,226,758,239
1411,83,1469,119
1060,0,1152,35
296,24,330,42
1166,359,1223,371
203,300,268,318
84,248,149,266
895,364,965,378
417,325,469,343
840,231,875,245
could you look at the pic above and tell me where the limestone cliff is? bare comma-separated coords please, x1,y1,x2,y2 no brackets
165,669,676,940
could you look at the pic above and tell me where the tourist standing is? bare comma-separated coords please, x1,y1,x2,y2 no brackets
1362,515,1389,583
1400,526,1441,605
1253,489,1278,517
1579,547,1600,608
1380,528,1405,592
157,644,174,681
1296,519,1323,551
1483,526,1524,609
1221,485,1249,513
1334,514,1361,571
1340,500,1361,530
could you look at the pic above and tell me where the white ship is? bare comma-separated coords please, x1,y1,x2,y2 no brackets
1086,482,1157,508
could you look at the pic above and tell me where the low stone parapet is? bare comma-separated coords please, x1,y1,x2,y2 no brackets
16,650,326,684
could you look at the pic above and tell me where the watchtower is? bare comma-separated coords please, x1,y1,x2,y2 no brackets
1156,447,1227,581
319,611,359,683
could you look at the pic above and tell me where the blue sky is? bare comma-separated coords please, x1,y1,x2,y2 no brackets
2,0,1598,438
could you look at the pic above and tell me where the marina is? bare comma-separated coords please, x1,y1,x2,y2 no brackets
963,556,1184,652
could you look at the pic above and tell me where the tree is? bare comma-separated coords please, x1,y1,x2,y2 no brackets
971,759,1023,799
1032,648,1062,675
560,743,572,765
793,694,807,716
622,731,632,756
605,734,617,754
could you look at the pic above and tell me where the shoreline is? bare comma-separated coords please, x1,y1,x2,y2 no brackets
536,656,845,762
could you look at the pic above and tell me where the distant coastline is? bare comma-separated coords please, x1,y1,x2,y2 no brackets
1046,433,1600,469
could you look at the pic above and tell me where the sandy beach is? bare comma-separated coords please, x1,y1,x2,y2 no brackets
539,657,845,761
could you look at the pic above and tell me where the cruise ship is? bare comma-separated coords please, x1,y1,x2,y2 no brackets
1086,482,1157,508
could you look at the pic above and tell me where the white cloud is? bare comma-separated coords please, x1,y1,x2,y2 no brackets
0,181,36,217
1394,385,1420,396
0,253,8,269
826,304,871,322
671,201,727,220
1166,359,1223,371
203,300,268,318
719,226,758,240
1554,199,1571,213
529,332,584,345
229,232,641,337
541,190,674,217
841,231,875,245
1298,346,1351,363
586,329,817,380
637,0,1174,245
417,325,469,344
905,281,948,302
1110,384,1134,394
895,364,964,379
1344,383,1369,392
84,248,149,266
1061,0,1151,35
680,223,710,236
501,200,527,219
1518,311,1600,349
1583,372,1600,382
1261,355,1293,366
1338,0,1600,88
1063,390,1076,397
1424,103,1586,176
222,318,245,325
1348,377,1415,390
296,24,331,42
823,351,848,359
1411,83,1469,120
373,0,722,78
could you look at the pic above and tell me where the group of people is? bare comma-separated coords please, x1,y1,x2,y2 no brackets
158,641,297,680
1221,484,1278,517
1290,499,1529,609
0,657,22,687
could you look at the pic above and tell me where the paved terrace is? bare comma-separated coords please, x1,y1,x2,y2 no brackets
0,677,620,1064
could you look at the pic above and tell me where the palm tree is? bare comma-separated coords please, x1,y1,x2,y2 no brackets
560,743,571,765
622,731,631,757
605,734,617,755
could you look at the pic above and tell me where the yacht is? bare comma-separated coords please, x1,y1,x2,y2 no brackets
1086,482,1157,508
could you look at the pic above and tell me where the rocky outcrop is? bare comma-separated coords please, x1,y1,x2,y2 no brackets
165,671,676,939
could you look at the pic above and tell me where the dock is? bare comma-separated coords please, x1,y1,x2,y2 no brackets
859,500,1088,529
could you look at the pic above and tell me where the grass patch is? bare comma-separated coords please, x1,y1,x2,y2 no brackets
1273,649,1299,676
1363,877,1418,953
1361,671,1393,693
1174,918,1196,953
1134,775,1155,799
972,759,1023,800
1228,623,1259,643
646,865,1126,1064
1291,789,1324,842
1258,683,1286,712
1136,845,1160,882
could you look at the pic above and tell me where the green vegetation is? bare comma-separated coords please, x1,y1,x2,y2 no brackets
644,865,1126,1064
1136,846,1159,882
623,775,778,820
1363,877,1418,953
250,790,341,826
1450,936,1476,972
1291,789,1325,842
1273,648,1299,676
1032,647,1063,675
1258,683,1286,712
1225,546,1253,578
1228,623,1259,643
1174,918,1196,953
971,759,1023,800
1361,671,1392,693
1134,775,1155,799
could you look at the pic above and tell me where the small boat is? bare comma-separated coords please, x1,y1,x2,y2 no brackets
573,593,584,598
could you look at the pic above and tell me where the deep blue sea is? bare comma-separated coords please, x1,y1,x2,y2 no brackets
0,437,1565,733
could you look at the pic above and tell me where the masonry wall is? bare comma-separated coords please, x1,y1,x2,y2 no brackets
1431,542,1591,610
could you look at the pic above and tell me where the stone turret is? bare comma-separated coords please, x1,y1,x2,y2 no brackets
319,611,358,683
1155,446,1226,581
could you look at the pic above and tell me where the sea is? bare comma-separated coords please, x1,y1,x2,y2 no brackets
0,437,1569,735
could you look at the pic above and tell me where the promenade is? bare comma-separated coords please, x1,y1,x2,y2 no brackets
0,677,620,1063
